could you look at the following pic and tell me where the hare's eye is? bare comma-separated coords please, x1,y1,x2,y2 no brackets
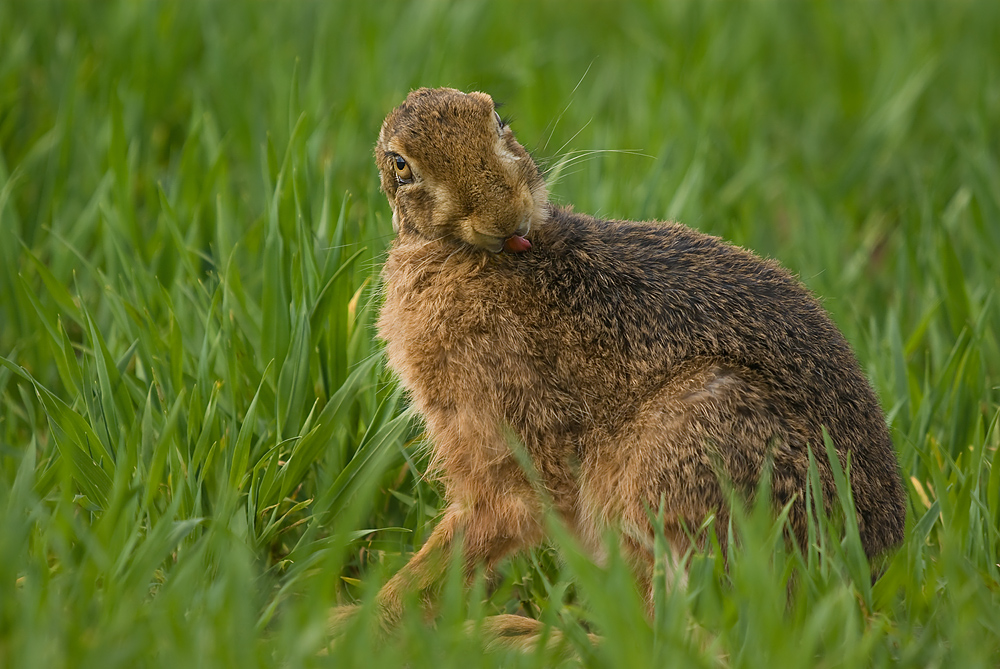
392,154,413,183
494,110,504,130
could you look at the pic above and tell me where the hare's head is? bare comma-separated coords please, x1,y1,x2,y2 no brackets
376,88,547,252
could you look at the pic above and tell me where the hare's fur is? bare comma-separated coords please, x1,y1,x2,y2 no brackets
361,87,905,643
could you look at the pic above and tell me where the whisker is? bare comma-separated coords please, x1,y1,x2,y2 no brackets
541,60,596,153
551,119,593,161
545,149,654,187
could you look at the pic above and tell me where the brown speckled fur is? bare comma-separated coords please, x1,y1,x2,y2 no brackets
357,87,905,641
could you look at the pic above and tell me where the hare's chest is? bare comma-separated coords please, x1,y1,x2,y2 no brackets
378,277,495,411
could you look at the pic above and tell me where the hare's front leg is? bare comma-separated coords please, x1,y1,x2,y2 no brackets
373,481,547,632
328,490,544,640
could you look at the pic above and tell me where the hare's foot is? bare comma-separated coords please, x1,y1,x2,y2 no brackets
326,585,425,640
472,614,599,656
327,603,362,636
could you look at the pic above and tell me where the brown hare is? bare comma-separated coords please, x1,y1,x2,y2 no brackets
356,87,905,644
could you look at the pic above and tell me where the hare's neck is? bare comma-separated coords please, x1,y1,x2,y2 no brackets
384,238,492,286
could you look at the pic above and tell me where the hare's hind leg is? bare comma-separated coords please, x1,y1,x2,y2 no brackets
582,364,808,604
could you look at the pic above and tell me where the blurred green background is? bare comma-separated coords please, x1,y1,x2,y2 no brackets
1,1,998,667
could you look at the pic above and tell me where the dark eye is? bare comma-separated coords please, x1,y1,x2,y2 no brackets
494,110,504,129
392,154,413,183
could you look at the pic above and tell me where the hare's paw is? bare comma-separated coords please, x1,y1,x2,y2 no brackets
327,603,362,637
470,614,599,656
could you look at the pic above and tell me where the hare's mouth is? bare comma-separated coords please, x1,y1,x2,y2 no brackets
468,217,532,254
502,217,532,253
502,233,531,253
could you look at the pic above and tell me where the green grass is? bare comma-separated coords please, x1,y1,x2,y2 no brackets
2,0,999,666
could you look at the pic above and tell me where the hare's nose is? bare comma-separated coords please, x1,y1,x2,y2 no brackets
516,214,531,237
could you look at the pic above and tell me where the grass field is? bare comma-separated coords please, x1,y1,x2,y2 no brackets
2,1,999,666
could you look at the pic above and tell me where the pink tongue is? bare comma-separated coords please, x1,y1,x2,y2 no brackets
503,234,532,253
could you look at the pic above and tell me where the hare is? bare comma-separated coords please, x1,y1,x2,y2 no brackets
361,87,905,643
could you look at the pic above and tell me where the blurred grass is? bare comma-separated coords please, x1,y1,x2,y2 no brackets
1,0,999,667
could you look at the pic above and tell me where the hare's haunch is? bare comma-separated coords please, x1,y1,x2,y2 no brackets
365,87,905,639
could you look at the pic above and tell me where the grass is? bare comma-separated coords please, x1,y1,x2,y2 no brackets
1,0,999,666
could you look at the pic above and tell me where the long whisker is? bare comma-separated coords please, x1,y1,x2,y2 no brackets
545,149,653,186
551,118,593,162
541,61,595,153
